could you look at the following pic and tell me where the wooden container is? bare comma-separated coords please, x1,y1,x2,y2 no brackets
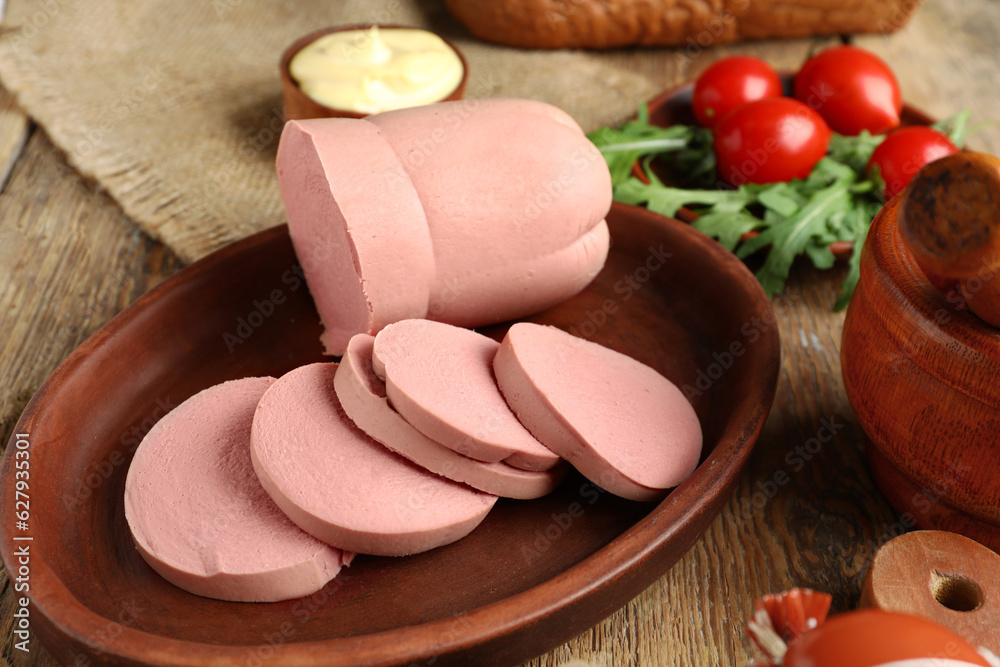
841,195,1000,551
280,24,468,122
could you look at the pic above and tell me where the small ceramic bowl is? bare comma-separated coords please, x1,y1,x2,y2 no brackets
280,24,469,121
841,195,1000,551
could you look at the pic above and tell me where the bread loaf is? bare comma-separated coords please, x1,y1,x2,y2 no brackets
444,0,922,50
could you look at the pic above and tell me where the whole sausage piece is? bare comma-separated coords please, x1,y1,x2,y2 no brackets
276,98,611,356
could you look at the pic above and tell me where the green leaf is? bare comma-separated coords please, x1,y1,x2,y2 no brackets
804,240,836,270
833,208,874,311
737,178,855,296
832,199,883,310
613,177,753,218
932,108,972,148
690,206,766,251
587,111,698,186
828,131,884,172
757,184,802,218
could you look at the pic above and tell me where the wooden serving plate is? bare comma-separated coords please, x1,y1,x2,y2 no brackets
841,195,1000,551
0,203,780,666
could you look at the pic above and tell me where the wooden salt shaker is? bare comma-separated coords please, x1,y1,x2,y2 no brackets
860,530,1000,656
841,153,1000,553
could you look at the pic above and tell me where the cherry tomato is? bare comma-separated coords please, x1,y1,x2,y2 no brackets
783,610,993,666
713,97,832,186
868,125,959,199
794,45,902,136
692,55,784,128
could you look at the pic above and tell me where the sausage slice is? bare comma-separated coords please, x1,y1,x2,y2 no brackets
124,377,350,602
251,363,497,556
335,333,566,499
372,319,561,471
493,323,703,502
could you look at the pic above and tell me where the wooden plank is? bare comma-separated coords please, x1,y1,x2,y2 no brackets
0,124,183,666
0,0,998,664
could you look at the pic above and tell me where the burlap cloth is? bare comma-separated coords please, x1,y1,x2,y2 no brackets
0,0,656,261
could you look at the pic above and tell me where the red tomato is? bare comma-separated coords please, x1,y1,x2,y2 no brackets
713,97,832,186
868,126,959,199
692,55,784,128
794,45,902,136
783,610,992,666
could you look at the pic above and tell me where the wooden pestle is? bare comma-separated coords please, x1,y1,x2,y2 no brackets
899,152,1000,326
860,530,1000,656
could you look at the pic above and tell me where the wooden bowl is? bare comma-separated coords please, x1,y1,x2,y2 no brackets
636,75,938,260
0,203,780,666
280,24,469,122
841,195,1000,551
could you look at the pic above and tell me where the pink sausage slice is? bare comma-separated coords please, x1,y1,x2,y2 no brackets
493,323,703,502
372,319,561,471
276,118,435,356
124,377,350,602
335,334,566,499
251,363,498,556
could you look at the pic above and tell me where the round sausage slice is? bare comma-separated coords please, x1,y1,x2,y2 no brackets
124,377,350,602
372,319,561,471
335,334,567,499
251,363,498,556
493,323,703,502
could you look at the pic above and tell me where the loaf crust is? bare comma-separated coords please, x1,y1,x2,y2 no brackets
444,0,922,49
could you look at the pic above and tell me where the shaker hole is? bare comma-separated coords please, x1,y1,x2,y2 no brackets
932,572,984,612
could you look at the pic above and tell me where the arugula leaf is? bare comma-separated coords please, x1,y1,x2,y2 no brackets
690,204,766,251
757,184,801,217
828,130,884,172
933,109,971,148
833,200,883,311
613,176,753,218
589,104,973,308
737,172,856,296
587,106,702,186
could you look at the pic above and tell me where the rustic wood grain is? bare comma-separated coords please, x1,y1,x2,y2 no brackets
0,91,183,667
0,0,999,665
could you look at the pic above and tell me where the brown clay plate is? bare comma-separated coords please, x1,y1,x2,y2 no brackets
0,202,780,666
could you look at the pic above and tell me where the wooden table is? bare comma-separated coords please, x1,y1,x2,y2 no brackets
1,0,998,664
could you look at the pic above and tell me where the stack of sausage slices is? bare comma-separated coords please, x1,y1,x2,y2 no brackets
124,319,702,602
